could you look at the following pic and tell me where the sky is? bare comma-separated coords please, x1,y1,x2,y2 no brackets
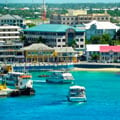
0,0,119,3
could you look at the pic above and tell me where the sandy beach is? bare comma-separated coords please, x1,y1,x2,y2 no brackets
73,67,120,72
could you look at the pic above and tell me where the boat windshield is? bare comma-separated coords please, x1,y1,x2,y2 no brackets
70,89,85,97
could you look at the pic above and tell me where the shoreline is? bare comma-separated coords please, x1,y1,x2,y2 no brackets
73,67,120,72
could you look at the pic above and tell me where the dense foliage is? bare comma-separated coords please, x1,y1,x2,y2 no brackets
86,33,120,45
0,3,120,20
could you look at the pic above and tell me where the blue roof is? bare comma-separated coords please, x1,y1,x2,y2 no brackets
23,24,85,32
74,24,86,27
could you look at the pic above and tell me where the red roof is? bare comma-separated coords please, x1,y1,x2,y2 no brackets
100,46,120,52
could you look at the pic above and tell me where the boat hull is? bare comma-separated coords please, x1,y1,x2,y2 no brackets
46,79,73,84
9,88,35,97
67,96,87,102
0,90,8,97
0,88,13,97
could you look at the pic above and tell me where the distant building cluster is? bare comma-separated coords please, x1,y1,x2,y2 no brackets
0,9,119,64
50,10,110,25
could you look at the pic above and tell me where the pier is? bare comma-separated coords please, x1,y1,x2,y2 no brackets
12,63,74,71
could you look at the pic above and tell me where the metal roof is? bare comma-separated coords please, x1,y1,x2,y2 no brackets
21,43,54,51
0,14,23,20
23,24,85,33
54,47,76,53
100,46,120,52
85,20,119,30
86,44,109,51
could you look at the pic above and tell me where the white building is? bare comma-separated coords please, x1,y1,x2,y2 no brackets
85,20,119,40
0,14,25,29
0,41,24,63
86,44,108,62
0,25,21,42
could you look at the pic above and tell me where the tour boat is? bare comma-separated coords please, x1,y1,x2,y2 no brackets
46,70,74,84
2,71,35,95
67,85,87,102
3,71,33,89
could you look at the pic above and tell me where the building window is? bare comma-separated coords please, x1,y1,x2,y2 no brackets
76,39,79,42
80,45,84,48
58,39,61,42
62,39,66,42
80,39,84,42
75,18,78,20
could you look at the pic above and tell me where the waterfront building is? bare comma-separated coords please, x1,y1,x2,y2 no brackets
0,25,21,43
100,46,120,63
86,44,108,62
84,20,119,40
53,47,78,62
0,41,24,63
50,10,110,25
21,43,54,63
22,24,85,51
0,14,25,29
86,44,120,63
21,43,78,63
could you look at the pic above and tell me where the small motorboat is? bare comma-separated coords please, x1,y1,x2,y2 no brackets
67,85,87,102
46,70,74,84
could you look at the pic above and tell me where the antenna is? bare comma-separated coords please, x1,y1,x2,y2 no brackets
42,0,46,23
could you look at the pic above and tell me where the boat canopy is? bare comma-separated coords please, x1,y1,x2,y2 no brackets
8,72,24,75
70,85,85,90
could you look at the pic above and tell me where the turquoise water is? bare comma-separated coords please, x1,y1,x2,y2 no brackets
1,71,120,120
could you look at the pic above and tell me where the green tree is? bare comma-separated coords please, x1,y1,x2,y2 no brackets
20,35,26,43
26,23,36,28
91,53,100,62
89,34,112,45
36,37,46,44
90,35,101,44
68,39,77,48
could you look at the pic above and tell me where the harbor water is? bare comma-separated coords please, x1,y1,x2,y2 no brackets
0,71,120,120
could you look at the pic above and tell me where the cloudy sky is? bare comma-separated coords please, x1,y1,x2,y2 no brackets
0,0,119,3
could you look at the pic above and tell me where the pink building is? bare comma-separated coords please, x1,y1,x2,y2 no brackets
100,46,120,63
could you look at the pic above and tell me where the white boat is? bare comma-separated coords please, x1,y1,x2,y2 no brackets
46,70,74,84
3,71,33,89
67,85,87,102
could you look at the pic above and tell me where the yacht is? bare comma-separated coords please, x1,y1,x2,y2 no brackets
46,70,74,84
67,85,87,102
